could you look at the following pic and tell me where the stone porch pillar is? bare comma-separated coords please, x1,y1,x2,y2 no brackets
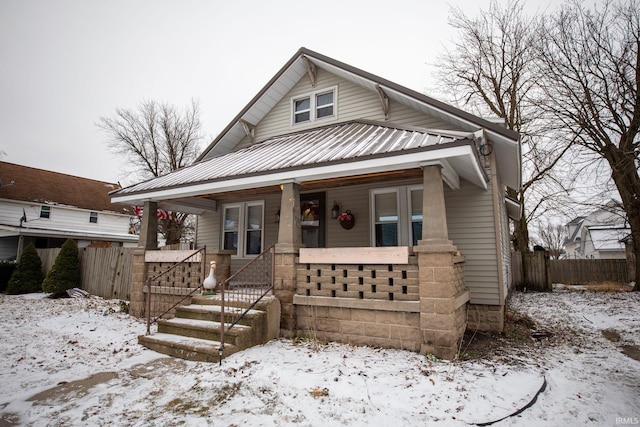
130,201,159,318
414,165,469,360
274,181,302,335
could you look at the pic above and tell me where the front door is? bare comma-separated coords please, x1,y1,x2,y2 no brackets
300,192,325,248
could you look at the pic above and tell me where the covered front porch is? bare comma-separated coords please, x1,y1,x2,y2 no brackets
129,163,470,360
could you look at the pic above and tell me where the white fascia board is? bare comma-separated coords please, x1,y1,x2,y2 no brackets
112,145,484,205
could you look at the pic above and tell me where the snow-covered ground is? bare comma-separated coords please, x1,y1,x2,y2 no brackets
0,286,638,426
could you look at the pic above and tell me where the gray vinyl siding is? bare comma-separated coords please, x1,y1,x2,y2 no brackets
235,68,455,149
324,183,377,248
445,180,500,306
195,210,219,249
196,193,281,272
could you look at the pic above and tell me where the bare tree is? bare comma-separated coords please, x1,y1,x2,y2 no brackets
434,0,572,252
534,221,568,260
537,0,640,290
98,99,203,244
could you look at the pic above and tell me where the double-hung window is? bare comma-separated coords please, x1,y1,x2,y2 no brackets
292,87,337,124
222,201,264,257
371,186,423,247
89,211,98,224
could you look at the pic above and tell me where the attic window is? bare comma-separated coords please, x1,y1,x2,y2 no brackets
292,87,337,125
89,211,98,224
40,206,50,219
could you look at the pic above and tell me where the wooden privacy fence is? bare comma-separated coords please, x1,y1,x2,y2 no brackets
511,251,551,291
550,259,630,284
37,247,134,300
512,251,632,288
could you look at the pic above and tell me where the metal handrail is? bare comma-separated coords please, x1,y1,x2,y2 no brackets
218,245,275,363
145,246,207,335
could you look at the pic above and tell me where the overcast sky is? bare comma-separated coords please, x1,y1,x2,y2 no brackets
1,0,561,185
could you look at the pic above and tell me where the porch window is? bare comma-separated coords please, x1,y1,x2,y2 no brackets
222,201,264,257
373,189,399,246
371,186,423,247
292,87,337,125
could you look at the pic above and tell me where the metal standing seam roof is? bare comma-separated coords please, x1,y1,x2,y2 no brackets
112,121,472,198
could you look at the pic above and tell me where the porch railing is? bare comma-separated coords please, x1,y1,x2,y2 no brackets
218,245,275,358
145,246,207,335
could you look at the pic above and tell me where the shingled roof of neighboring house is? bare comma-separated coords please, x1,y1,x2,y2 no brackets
0,161,131,214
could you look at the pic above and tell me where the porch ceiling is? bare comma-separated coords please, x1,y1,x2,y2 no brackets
111,121,487,207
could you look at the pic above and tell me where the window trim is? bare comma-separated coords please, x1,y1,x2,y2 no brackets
370,185,423,247
291,86,338,126
221,200,265,258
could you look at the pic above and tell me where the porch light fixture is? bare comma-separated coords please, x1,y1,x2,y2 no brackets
331,201,340,219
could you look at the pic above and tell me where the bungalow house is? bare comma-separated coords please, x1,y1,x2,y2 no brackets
0,161,138,260
110,48,521,360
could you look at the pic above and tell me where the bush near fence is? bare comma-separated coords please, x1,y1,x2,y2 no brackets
37,247,133,300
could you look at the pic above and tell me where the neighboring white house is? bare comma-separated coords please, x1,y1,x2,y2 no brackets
0,161,138,260
564,204,629,259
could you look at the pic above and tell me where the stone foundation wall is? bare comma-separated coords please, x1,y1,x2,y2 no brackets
294,296,420,352
467,304,505,332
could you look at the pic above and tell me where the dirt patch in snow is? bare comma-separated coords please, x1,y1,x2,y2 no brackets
621,344,640,361
602,326,640,362
27,371,119,404
602,329,621,342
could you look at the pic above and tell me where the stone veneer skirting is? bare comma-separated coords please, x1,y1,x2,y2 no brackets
466,303,505,332
294,296,421,352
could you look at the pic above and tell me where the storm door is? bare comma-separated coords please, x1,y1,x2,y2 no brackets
300,192,326,248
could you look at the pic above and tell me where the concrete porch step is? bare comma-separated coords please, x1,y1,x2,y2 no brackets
139,295,280,363
157,317,252,349
191,295,276,311
176,304,264,325
138,333,238,362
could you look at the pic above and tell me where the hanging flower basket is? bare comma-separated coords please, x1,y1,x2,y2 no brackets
338,210,355,230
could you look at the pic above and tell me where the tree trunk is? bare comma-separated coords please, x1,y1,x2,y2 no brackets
609,150,640,291
160,218,184,245
628,214,640,291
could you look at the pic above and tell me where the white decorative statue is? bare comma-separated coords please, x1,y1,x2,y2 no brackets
203,261,217,294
